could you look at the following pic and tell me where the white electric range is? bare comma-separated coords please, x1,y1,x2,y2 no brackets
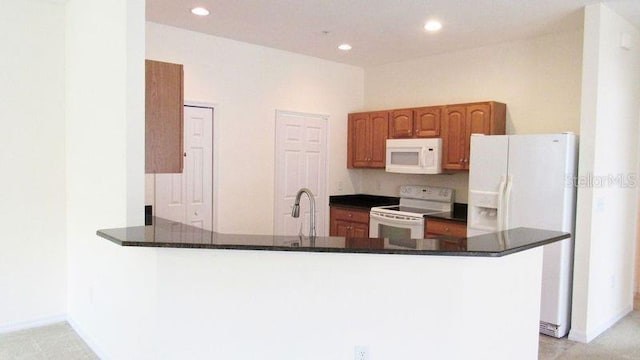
369,185,454,240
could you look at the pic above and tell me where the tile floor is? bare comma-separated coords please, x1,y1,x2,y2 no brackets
539,295,640,360
2,301,639,360
0,322,98,360
538,311,640,359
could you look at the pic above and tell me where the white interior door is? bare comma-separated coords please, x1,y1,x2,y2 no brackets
155,106,213,231
274,111,328,237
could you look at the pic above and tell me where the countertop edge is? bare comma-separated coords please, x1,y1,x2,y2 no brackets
96,227,569,258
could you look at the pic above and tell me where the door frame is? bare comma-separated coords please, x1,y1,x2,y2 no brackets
274,109,329,236
185,100,218,232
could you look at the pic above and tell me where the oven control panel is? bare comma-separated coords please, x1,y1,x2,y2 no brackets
399,185,454,202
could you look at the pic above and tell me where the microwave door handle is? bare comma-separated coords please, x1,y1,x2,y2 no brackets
420,148,427,167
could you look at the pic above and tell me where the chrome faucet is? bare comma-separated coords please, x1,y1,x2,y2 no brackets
291,188,316,239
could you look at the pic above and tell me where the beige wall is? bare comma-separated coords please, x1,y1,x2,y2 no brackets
0,0,67,331
570,3,640,342
146,23,365,234
359,30,584,201
637,220,640,296
65,0,146,344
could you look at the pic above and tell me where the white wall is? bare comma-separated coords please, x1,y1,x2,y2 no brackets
0,0,67,331
65,0,145,343
571,3,640,342
73,243,544,360
145,23,364,234
360,30,584,201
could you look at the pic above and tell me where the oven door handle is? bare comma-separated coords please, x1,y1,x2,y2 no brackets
370,212,423,225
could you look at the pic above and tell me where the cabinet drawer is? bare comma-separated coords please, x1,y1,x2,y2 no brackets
426,219,467,237
330,207,370,224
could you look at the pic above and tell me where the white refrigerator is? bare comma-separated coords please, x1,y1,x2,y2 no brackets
467,133,577,338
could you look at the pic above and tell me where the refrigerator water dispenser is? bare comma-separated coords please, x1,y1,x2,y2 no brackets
468,190,500,231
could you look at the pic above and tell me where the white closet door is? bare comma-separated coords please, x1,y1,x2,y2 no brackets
155,106,213,232
274,111,328,237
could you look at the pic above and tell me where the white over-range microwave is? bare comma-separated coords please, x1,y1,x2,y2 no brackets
385,138,442,174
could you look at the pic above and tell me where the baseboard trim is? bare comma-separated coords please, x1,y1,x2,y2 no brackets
568,304,633,343
0,314,67,334
67,316,109,360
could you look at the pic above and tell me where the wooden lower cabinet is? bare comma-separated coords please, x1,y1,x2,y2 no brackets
330,206,370,238
425,218,467,237
425,218,467,251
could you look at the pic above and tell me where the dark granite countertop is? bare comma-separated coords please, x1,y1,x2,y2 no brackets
97,217,569,257
425,203,468,223
329,194,399,210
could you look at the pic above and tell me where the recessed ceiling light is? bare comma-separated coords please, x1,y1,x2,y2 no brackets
424,20,442,32
191,7,210,16
338,44,352,51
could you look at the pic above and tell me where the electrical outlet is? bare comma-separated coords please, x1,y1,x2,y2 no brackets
354,346,369,360
338,181,344,191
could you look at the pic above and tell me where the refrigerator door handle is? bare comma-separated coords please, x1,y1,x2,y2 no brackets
497,175,507,231
504,175,514,230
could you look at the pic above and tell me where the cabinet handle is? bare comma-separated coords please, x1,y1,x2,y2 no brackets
348,214,352,217
445,227,450,231
459,158,463,163
407,130,412,134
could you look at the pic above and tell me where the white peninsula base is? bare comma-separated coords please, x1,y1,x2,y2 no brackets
70,240,544,360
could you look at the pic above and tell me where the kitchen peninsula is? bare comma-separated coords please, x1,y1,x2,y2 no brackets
93,219,568,359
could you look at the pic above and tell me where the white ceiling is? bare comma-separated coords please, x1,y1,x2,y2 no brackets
146,0,640,67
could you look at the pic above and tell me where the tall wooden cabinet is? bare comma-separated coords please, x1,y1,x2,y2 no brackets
348,111,388,168
145,60,184,173
441,101,506,170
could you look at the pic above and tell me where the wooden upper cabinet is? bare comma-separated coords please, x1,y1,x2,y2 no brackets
389,107,441,138
350,113,370,167
145,60,184,173
414,106,441,138
369,112,389,167
347,101,504,171
389,109,414,138
441,101,506,171
348,111,388,168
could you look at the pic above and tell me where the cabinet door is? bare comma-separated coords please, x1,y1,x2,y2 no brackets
464,104,492,169
369,111,389,168
414,106,441,138
441,106,467,170
350,222,369,238
349,113,370,168
389,109,414,139
334,220,352,237
426,219,467,237
145,60,184,173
